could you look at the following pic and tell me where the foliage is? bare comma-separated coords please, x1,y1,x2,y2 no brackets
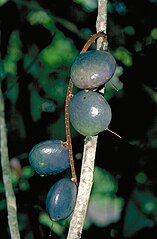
0,0,157,238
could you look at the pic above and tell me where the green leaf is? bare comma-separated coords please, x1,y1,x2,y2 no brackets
135,172,148,185
123,26,135,36
6,77,19,104
39,76,68,106
132,189,157,216
11,170,19,187
123,199,154,237
24,54,40,79
40,31,78,67
27,10,53,27
0,61,6,81
151,28,157,39
91,166,118,197
38,212,65,235
4,59,17,76
114,47,132,66
19,179,30,191
123,188,156,237
30,86,43,122
73,0,97,12
21,166,34,179
0,0,8,7
38,212,52,228
41,99,56,113
3,31,22,76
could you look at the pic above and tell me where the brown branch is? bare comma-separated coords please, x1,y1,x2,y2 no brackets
0,87,21,239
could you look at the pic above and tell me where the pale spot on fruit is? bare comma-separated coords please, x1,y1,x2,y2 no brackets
91,106,99,116
91,73,98,80
55,193,60,204
41,148,53,154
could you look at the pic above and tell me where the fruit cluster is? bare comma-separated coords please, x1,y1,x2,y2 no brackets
29,140,77,221
28,34,116,223
69,49,116,136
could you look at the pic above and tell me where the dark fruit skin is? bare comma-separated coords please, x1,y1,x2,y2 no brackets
29,140,70,176
46,178,77,221
70,50,116,89
68,90,112,136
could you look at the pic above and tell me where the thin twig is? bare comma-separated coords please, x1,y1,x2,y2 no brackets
0,87,21,239
67,1,108,238
80,31,107,54
107,128,122,138
65,80,77,183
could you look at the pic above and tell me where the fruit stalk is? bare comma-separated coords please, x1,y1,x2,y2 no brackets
0,87,21,239
65,79,77,183
67,0,108,238
80,31,107,54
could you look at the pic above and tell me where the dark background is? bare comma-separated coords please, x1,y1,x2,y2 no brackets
0,0,157,238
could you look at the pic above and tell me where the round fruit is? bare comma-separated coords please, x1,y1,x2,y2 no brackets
68,90,112,136
70,50,116,89
46,178,77,221
29,140,70,176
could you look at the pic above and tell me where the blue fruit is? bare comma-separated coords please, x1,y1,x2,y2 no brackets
29,140,70,176
70,50,116,89
68,90,112,136
46,178,77,221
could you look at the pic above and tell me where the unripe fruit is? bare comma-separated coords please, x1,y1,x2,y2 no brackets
29,140,70,176
70,50,116,89
46,178,77,221
68,90,112,136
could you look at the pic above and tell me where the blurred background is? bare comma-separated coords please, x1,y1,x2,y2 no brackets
0,0,157,238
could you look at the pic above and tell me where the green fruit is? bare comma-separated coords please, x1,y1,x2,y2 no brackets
46,178,77,221
70,50,116,89
68,90,112,136
29,140,70,176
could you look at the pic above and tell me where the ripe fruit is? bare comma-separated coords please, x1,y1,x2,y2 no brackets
68,90,112,136
46,178,77,221
29,140,70,176
70,50,116,89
